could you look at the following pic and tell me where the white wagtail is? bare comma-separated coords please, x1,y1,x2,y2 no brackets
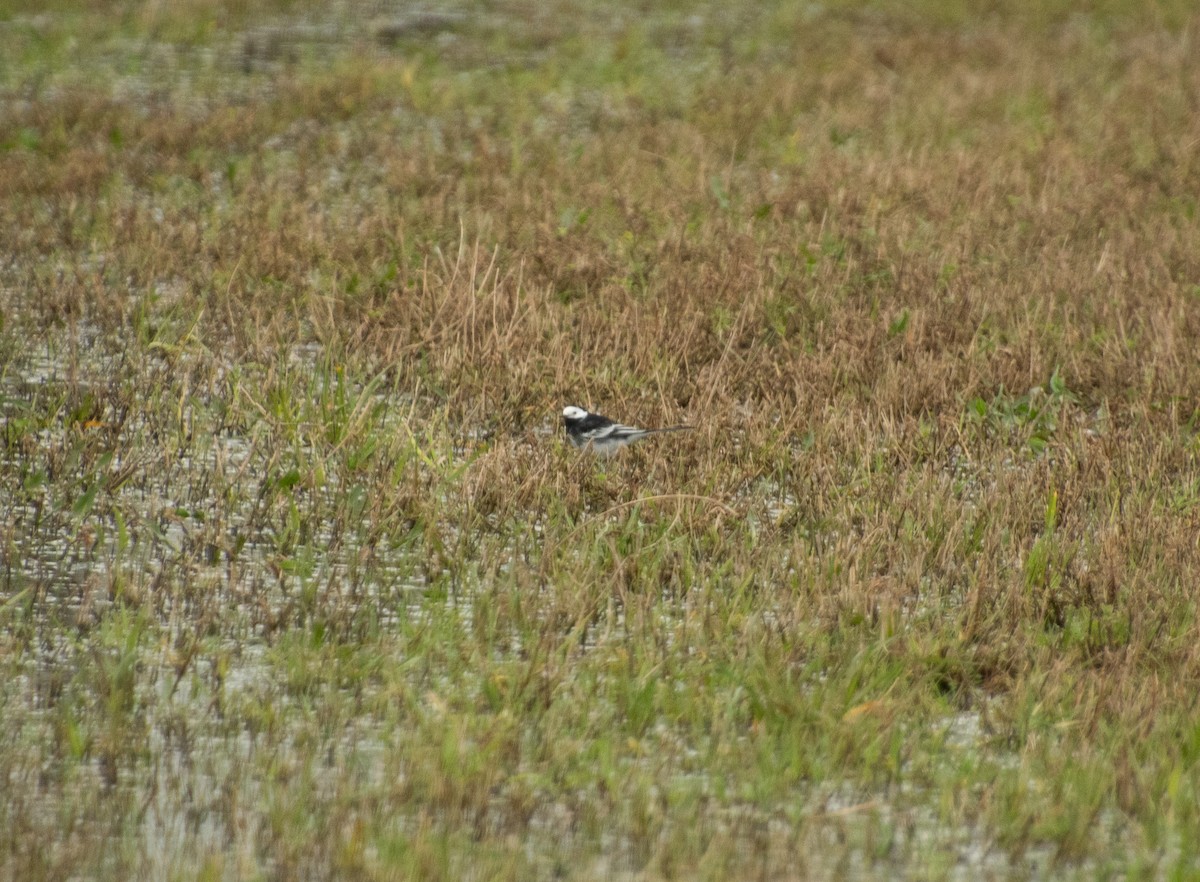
562,405,691,455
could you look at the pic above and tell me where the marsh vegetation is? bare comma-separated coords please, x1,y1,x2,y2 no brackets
2,0,1199,879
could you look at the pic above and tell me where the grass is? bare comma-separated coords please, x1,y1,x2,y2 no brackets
2,0,1200,878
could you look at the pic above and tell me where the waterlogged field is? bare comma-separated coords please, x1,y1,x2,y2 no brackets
2,0,1199,879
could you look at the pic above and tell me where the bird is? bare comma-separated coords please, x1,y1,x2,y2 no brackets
561,405,691,455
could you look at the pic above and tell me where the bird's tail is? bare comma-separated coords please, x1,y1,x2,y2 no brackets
645,425,692,435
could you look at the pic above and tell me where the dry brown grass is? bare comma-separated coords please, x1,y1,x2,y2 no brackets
3,1,1200,879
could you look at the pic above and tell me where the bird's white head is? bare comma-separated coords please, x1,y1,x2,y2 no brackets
562,406,588,420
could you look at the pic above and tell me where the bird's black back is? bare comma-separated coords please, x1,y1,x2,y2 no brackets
565,411,615,433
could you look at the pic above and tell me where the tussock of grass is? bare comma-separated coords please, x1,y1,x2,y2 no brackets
2,0,1200,879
